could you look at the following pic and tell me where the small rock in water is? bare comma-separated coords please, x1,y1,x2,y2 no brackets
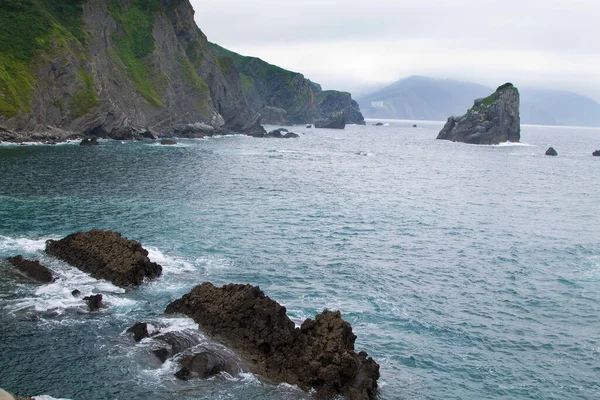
127,322,150,342
72,289,81,297
413,124,418,128
83,294,103,311
160,139,177,145
592,150,600,156
545,147,558,156
306,124,312,128
373,122,384,126
80,137,100,146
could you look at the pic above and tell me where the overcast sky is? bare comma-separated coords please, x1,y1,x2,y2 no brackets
191,0,600,101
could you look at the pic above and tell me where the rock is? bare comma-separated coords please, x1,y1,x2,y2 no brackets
153,348,170,363
283,132,299,138
306,124,312,128
6,255,54,283
139,130,158,140
315,111,346,129
413,124,418,128
592,150,600,156
153,331,201,357
437,83,520,145
545,147,558,156
373,122,384,126
72,289,81,297
109,126,138,141
45,229,162,287
175,349,242,380
0,389,15,400
83,294,103,311
80,137,100,146
173,123,215,138
261,106,291,126
160,139,177,145
165,283,379,399
127,322,150,342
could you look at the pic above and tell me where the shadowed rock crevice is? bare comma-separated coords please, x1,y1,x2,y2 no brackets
165,282,379,399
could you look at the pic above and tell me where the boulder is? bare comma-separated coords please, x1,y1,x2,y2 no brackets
437,83,520,145
175,349,242,380
373,122,384,126
315,111,346,129
6,255,54,283
545,147,558,156
153,348,170,363
80,137,100,146
413,124,418,128
127,322,150,342
165,283,379,399
160,139,177,145
173,123,215,138
72,289,81,297
109,126,138,141
45,229,162,287
306,124,312,128
152,331,201,357
264,128,300,139
592,150,600,157
83,294,103,311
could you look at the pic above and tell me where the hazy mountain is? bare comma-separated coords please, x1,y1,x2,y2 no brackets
357,76,600,127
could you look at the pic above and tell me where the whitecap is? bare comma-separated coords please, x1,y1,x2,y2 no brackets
492,141,535,147
0,235,52,254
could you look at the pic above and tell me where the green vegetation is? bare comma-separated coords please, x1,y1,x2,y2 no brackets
70,68,98,118
108,0,165,107
38,0,86,43
186,40,205,66
177,57,210,114
0,55,35,116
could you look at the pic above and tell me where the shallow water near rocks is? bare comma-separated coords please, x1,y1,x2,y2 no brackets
1,121,599,399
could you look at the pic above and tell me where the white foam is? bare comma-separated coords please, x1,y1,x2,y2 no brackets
34,396,73,400
146,247,197,274
0,235,51,254
493,141,535,147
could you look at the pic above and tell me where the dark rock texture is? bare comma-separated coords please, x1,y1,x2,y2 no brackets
127,322,150,342
153,331,202,358
160,139,177,145
437,83,520,145
175,349,242,380
6,255,54,283
546,147,558,156
261,106,291,126
165,283,379,399
80,137,100,146
83,294,103,311
45,229,162,287
592,150,600,156
315,111,346,129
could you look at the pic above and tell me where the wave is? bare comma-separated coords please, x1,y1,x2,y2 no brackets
492,141,535,147
0,235,50,254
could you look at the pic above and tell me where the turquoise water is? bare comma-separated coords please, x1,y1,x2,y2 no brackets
0,121,599,399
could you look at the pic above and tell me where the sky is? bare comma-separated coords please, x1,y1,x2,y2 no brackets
190,0,600,101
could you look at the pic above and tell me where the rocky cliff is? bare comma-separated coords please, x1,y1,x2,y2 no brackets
0,0,363,141
437,83,520,144
209,43,365,126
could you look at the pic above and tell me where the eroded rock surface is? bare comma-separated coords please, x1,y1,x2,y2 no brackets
45,229,162,287
437,83,520,144
6,255,54,283
315,111,346,129
165,283,379,399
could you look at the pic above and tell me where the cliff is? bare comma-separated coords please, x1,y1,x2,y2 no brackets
0,0,363,141
436,83,520,145
209,43,365,126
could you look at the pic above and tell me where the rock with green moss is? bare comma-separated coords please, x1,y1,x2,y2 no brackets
437,83,520,145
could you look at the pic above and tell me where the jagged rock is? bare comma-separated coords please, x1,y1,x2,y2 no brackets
83,294,103,311
152,331,201,357
80,137,100,146
45,229,162,287
173,123,215,138
6,255,54,283
165,283,379,399
592,150,600,156
153,348,170,363
127,322,150,342
109,126,139,141
315,111,346,129
139,130,158,140
261,106,291,126
160,139,177,146
437,83,520,145
175,349,242,380
545,147,558,156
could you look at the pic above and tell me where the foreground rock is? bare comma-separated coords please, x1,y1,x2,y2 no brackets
593,150,600,156
165,283,379,399
437,83,520,144
45,229,162,287
545,147,558,156
175,349,242,380
6,255,54,283
127,322,150,342
83,294,103,311
315,111,346,129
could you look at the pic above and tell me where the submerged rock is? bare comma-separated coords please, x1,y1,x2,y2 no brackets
592,150,600,156
373,122,384,126
437,83,520,145
545,147,558,156
160,139,177,145
6,255,54,283
45,229,162,287
127,322,150,342
165,283,379,399
83,294,103,311
152,331,202,357
315,111,346,129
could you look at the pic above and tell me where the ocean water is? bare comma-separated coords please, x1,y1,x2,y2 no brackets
0,120,599,400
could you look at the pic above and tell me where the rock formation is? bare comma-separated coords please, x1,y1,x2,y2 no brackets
175,350,242,381
165,282,379,399
6,255,54,283
83,293,103,311
127,322,150,342
45,229,162,287
249,128,299,139
592,150,600,156
315,111,346,129
437,83,520,144
545,147,558,156
0,1,363,141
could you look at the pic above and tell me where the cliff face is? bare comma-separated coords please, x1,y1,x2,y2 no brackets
209,43,365,126
437,83,520,145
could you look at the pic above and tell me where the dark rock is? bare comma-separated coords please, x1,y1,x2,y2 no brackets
545,147,558,156
165,283,379,399
373,122,384,126
80,137,100,146
173,123,215,138
153,348,170,363
437,83,520,145
45,229,162,287
109,126,138,141
160,139,177,145
413,124,418,128
254,128,300,139
592,150,600,156
283,132,299,138
315,111,346,129
139,130,157,140
153,331,201,357
83,294,103,311
306,124,312,128
6,255,54,283
127,322,150,342
261,106,291,126
175,349,242,380
72,289,81,297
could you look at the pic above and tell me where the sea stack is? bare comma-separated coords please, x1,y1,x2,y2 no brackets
437,83,520,144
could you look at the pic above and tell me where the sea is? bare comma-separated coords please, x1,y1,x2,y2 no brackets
0,120,599,400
